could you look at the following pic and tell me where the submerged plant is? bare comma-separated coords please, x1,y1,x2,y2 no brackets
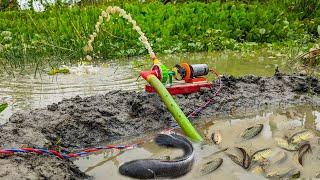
47,67,70,75
0,103,8,113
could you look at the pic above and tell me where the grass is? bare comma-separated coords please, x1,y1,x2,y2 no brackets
0,0,319,72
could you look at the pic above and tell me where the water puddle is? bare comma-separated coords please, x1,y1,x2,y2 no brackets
0,62,143,123
0,51,286,123
74,106,320,179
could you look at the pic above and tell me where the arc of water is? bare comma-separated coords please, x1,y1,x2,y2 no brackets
84,6,156,60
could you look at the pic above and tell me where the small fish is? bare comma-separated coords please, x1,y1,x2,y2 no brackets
119,133,194,179
200,158,223,175
226,153,243,167
266,168,300,179
266,167,300,179
211,130,222,144
251,148,272,163
298,143,312,166
241,124,263,140
238,147,251,169
226,147,250,169
289,130,314,144
275,137,299,151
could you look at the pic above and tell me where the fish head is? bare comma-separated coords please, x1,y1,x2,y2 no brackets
251,155,260,162
211,131,222,144
119,160,155,179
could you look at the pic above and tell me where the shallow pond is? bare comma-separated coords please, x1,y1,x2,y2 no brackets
74,106,320,179
0,51,286,123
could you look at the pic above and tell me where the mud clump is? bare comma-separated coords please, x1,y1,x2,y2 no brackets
1,73,320,179
0,154,87,179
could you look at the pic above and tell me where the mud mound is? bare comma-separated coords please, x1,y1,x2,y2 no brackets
0,154,87,179
0,73,320,179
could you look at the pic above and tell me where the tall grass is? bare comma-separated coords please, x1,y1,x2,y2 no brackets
0,0,319,70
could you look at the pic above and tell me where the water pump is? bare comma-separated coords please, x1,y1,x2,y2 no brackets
144,60,213,95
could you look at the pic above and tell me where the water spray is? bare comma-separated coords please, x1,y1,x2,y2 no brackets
85,6,210,142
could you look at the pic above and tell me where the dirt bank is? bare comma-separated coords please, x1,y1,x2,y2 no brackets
1,73,320,179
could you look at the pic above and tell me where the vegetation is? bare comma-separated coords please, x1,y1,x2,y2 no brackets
47,67,70,75
0,103,8,113
0,0,320,70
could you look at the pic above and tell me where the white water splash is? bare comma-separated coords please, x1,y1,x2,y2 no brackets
84,6,156,60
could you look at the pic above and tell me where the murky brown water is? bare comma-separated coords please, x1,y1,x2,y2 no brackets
0,51,286,124
2,50,319,179
73,106,320,179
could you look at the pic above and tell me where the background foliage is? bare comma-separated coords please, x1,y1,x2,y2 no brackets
0,0,319,68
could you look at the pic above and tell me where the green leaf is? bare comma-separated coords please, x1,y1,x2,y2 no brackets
0,103,8,113
259,28,266,35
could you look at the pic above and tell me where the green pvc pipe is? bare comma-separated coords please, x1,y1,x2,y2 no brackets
146,74,203,142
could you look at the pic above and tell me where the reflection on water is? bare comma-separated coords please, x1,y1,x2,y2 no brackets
0,51,285,123
74,106,320,179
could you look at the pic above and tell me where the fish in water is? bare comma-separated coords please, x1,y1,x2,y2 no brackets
298,143,312,166
251,148,272,163
289,130,314,144
226,153,243,167
200,158,223,175
275,137,299,151
241,124,263,140
119,133,194,179
266,167,300,179
238,147,251,169
211,130,222,144
226,147,250,169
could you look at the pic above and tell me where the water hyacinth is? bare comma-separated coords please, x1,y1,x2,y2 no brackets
3,36,12,42
32,0,45,12
1,31,12,37
43,0,56,6
85,6,156,60
17,0,78,12
17,0,31,10
62,0,81,4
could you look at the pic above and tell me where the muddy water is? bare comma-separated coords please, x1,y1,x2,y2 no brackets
0,51,285,124
74,106,320,179
0,62,144,124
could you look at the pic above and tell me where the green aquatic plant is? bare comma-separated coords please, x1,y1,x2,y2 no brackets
0,103,8,113
0,1,319,70
48,67,70,75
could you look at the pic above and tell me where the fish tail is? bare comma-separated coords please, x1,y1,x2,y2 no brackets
237,147,251,169
298,143,312,166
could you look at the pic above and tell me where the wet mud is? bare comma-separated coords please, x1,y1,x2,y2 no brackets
1,72,320,179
